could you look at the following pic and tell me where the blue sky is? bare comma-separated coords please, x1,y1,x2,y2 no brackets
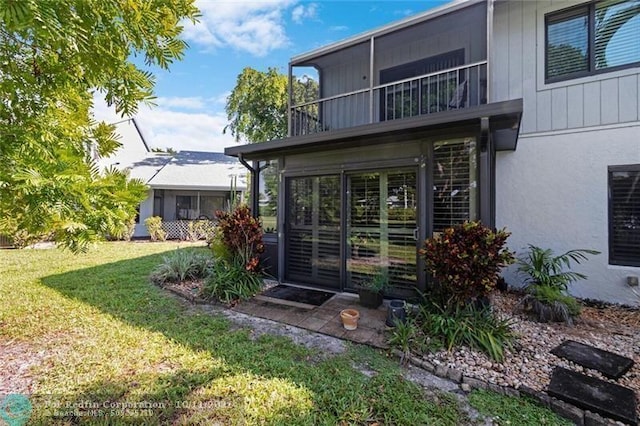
94,0,449,152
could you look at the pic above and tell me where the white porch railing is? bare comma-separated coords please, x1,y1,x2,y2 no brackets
290,61,487,137
161,220,216,241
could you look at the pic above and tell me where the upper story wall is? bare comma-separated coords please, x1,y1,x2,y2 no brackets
491,0,640,135
314,2,487,99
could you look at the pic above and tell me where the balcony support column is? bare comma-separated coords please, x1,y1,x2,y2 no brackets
288,63,293,137
369,36,375,124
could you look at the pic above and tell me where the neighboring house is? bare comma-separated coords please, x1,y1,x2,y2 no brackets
226,0,640,304
100,119,247,239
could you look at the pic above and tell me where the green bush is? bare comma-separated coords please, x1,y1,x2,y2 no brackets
420,221,515,308
417,301,515,362
149,249,213,286
144,216,167,242
215,205,264,272
203,256,264,304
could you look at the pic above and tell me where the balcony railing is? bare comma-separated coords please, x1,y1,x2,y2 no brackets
290,61,487,137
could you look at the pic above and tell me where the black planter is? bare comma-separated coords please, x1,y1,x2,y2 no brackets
358,288,384,309
386,299,407,327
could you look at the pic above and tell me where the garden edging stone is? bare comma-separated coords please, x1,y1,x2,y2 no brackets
393,349,630,426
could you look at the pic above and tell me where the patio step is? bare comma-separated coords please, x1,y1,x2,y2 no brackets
550,340,634,379
547,367,637,425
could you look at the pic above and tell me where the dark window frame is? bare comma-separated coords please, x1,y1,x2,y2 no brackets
608,164,640,266
545,0,640,84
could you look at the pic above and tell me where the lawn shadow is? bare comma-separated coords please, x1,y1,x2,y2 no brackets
37,249,350,424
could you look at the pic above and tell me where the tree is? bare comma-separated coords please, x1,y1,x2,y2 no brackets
0,0,199,251
225,67,318,143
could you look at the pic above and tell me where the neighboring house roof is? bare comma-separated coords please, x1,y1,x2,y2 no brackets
98,119,247,192
147,151,247,191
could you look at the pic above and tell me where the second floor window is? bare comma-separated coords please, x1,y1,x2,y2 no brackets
546,0,640,83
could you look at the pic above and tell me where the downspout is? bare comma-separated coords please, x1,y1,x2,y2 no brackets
238,153,257,215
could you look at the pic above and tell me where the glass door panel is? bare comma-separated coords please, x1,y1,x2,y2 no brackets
286,175,341,289
347,169,418,290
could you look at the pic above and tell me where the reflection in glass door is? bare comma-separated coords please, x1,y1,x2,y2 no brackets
347,169,418,290
285,175,341,289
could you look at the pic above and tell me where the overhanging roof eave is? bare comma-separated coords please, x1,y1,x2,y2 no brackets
224,99,523,159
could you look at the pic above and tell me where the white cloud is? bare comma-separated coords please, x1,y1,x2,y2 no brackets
328,25,348,32
155,96,206,110
291,3,318,24
183,0,297,57
394,9,414,16
92,94,240,153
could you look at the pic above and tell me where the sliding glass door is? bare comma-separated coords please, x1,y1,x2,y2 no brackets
347,169,418,291
285,175,341,289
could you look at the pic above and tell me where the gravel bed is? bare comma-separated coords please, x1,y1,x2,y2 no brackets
418,292,640,418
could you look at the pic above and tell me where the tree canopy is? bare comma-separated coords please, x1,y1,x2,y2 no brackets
0,0,199,251
225,67,318,143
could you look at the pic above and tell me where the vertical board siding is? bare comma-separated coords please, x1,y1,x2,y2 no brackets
618,75,638,123
600,78,619,125
583,82,601,127
520,0,538,133
492,4,510,102
536,90,552,131
567,85,585,128
493,1,639,134
551,87,568,130
507,1,523,100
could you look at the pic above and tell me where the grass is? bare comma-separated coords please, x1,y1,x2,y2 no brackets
468,389,573,426
0,242,466,425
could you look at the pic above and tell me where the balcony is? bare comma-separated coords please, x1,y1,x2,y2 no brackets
290,61,487,137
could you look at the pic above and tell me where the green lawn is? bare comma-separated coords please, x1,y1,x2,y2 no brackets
1,242,466,425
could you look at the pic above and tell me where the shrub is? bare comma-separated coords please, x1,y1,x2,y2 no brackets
417,301,515,362
150,249,213,286
186,220,216,242
145,216,167,242
215,205,264,272
516,245,598,324
203,256,264,304
420,221,515,308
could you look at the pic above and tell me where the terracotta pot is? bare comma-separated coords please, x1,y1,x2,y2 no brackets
340,309,360,330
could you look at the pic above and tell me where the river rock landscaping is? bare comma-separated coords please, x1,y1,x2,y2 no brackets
416,291,640,419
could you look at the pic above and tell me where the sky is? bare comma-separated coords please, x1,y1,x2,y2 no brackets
93,0,450,153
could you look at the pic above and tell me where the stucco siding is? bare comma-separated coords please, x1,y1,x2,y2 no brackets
133,189,154,237
496,125,640,304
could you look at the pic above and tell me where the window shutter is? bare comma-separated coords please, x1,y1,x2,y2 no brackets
595,1,640,70
610,167,640,266
432,140,478,232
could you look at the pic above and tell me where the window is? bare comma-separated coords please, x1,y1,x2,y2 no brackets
175,195,197,220
546,0,640,82
609,164,640,266
258,160,278,233
432,138,478,233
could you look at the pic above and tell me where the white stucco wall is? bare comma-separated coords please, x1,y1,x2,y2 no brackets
496,124,640,305
133,189,154,238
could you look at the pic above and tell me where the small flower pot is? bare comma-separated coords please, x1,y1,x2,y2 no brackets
340,309,360,330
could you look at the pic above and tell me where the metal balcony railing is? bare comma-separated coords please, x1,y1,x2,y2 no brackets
290,61,487,137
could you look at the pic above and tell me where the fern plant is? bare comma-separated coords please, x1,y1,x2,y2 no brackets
516,245,598,324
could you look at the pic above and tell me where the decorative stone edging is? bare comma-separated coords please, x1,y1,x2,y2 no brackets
391,349,626,426
164,285,209,305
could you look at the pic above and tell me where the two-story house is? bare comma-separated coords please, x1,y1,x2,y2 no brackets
226,0,640,305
